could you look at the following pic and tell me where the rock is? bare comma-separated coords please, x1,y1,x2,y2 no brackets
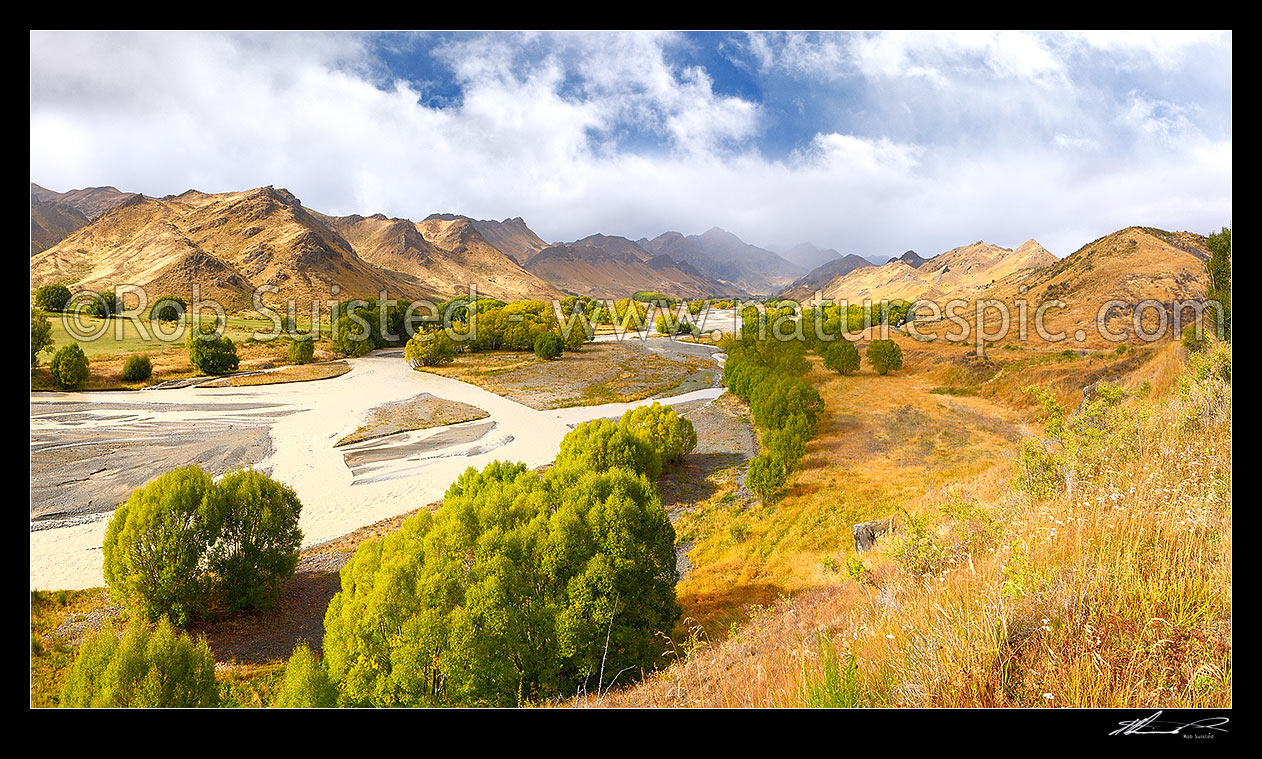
853,517,896,553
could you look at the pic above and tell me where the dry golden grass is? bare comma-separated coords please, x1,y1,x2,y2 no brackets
606,340,1230,708
669,337,1021,640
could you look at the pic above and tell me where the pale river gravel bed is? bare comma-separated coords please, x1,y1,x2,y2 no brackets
30,345,725,590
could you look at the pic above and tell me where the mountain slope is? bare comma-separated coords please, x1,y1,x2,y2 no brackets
30,198,90,255
779,242,843,271
644,228,805,295
897,250,928,268
798,239,1057,305
777,254,873,300
973,227,1210,346
523,234,735,299
30,182,139,221
324,212,561,302
470,217,550,265
31,186,425,310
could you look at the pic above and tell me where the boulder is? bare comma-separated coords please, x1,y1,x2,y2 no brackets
853,517,896,553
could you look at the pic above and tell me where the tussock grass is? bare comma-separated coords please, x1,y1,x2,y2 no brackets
606,341,1230,708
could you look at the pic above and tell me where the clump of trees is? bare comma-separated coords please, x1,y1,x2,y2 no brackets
84,290,118,319
34,284,71,312
398,297,589,367
60,619,219,708
319,403,695,706
31,308,54,367
865,339,904,375
801,301,912,351
122,353,152,382
102,466,303,624
50,344,90,390
331,313,376,357
723,335,824,502
655,311,699,337
466,300,561,351
186,324,239,375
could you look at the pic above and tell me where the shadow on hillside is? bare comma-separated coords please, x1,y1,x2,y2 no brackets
659,452,749,511
674,581,801,644
190,551,350,665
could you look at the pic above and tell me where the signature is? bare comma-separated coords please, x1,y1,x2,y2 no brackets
1110,711,1230,736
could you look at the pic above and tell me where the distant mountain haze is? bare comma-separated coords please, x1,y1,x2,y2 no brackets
522,233,737,299
642,227,805,295
778,241,844,271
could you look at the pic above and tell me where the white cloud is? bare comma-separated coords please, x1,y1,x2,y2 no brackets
30,30,1231,260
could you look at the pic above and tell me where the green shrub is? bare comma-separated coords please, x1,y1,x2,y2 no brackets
823,339,860,374
121,353,152,382
288,338,315,365
103,465,303,623
405,330,457,367
889,511,951,577
34,284,71,312
533,332,564,360
563,320,591,351
322,461,678,707
273,643,337,708
60,619,219,708
151,295,186,322
865,339,903,375
556,418,662,480
50,344,90,389
746,450,788,502
186,325,239,375
1206,227,1230,340
31,308,54,367
1181,323,1208,353
84,290,118,319
205,469,303,614
619,402,697,464
750,376,823,431
331,313,375,357
103,466,219,623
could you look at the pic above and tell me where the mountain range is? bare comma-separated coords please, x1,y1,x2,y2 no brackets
29,182,808,305
30,182,1214,344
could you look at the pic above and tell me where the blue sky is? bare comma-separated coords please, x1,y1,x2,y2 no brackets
30,30,1232,258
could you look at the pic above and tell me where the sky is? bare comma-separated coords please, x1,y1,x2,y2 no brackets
30,30,1232,258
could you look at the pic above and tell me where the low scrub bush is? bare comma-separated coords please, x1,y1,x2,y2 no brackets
186,325,239,375
121,353,152,382
288,338,314,365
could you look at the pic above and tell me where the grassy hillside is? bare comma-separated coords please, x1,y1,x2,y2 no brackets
606,339,1231,707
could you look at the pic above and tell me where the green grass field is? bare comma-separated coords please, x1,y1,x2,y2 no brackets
46,313,320,358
